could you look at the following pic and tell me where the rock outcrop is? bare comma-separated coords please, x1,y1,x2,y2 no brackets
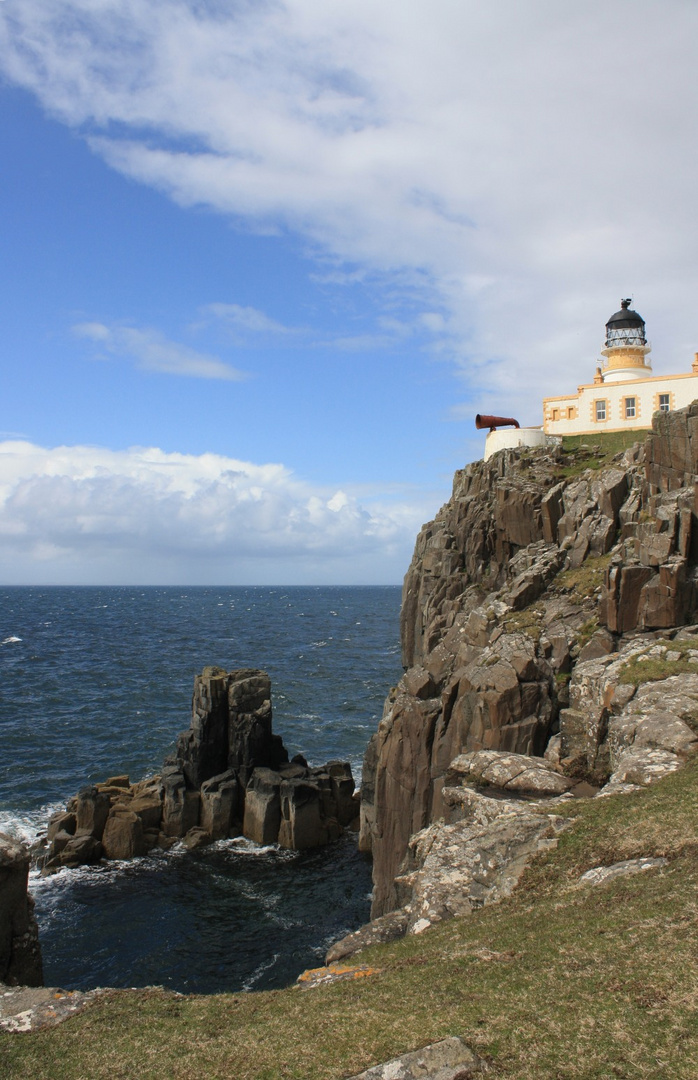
345,1037,486,1080
0,834,43,986
39,668,356,873
360,403,698,922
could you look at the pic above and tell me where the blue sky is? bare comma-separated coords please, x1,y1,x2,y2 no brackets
1,1,698,584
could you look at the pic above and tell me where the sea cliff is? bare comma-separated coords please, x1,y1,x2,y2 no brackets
359,404,698,922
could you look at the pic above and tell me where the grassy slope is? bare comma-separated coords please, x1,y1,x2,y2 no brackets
3,760,697,1080
560,430,651,463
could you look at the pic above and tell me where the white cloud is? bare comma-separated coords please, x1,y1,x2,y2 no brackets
73,321,246,381
2,2,698,422
0,441,428,583
203,303,296,335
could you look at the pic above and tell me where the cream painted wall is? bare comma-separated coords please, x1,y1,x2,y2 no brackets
543,372,698,437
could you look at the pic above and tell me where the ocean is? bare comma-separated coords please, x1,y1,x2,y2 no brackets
0,585,402,993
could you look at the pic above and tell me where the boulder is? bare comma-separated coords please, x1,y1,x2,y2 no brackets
441,785,541,827
74,787,111,840
104,775,130,789
243,768,282,845
346,1037,486,1080
48,830,73,856
446,749,574,796
578,858,667,888
200,769,240,839
129,795,163,832
278,779,331,850
101,809,146,860
181,827,212,851
325,910,410,964
56,833,102,867
142,829,160,851
606,746,683,787
161,769,200,837
46,811,76,842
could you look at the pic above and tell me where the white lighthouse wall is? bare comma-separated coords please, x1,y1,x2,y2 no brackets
543,371,698,437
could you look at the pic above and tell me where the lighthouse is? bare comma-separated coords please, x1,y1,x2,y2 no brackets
600,299,652,383
542,300,698,437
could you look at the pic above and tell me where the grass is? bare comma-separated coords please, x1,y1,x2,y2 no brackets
551,553,613,606
617,638,698,688
558,431,651,478
576,617,600,651
3,761,698,1080
501,604,546,643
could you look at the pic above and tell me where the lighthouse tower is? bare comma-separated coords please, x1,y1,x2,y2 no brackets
600,299,652,384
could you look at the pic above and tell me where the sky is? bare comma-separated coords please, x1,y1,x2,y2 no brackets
1,0,697,585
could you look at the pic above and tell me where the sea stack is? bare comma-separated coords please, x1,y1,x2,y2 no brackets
39,667,357,872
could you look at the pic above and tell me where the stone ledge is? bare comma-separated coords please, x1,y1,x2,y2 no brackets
345,1036,487,1079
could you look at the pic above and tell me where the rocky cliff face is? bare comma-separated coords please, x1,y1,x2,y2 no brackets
0,834,43,986
361,404,698,918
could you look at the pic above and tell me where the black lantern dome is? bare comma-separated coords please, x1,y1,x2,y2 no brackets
605,298,646,348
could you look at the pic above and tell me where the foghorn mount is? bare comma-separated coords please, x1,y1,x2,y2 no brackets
475,414,520,432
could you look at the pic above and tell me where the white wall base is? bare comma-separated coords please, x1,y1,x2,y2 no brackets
483,427,551,461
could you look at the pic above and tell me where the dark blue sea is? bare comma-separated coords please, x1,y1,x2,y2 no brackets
0,586,402,994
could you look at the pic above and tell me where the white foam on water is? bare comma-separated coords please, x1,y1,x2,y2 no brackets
1,636,22,644
214,836,296,861
240,952,281,992
0,803,63,845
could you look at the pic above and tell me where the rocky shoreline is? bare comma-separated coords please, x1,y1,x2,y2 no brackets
1,666,358,991
4,403,698,1028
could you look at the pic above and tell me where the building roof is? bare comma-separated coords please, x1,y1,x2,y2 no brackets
606,298,645,330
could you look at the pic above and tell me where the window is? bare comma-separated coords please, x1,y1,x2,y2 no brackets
625,397,636,419
567,406,576,419
659,393,670,412
551,408,559,421
595,400,607,422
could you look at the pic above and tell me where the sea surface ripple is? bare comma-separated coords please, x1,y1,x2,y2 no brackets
0,586,401,993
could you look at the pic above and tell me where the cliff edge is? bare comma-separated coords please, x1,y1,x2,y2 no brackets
360,404,698,919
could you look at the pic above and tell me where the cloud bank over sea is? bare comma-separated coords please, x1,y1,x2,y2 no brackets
2,2,697,584
0,441,426,584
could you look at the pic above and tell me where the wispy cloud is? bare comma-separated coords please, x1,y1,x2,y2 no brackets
3,2,698,420
203,303,297,335
73,322,246,381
